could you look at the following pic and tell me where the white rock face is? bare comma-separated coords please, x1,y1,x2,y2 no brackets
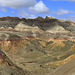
0,27,5,29
46,22,69,33
14,22,43,33
66,23,75,31
8,27,13,30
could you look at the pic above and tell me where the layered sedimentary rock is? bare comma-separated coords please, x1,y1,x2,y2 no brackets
14,21,43,33
0,16,74,75
0,16,75,33
0,32,75,75
46,22,69,33
0,32,30,75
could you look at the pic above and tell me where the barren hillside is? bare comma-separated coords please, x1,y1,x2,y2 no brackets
0,17,74,75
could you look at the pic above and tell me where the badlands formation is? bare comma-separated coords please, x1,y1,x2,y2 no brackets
0,16,74,75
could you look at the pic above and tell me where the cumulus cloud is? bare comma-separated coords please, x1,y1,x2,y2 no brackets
52,9,74,15
29,1,50,14
0,0,50,18
0,0,36,9
0,0,51,19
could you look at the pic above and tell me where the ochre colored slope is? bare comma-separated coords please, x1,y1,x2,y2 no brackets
0,38,75,75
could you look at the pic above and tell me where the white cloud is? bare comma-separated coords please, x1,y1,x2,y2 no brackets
29,1,50,14
66,16,75,21
0,7,7,12
57,15,75,21
52,9,74,15
18,10,36,19
0,0,50,18
0,0,36,9
52,0,75,2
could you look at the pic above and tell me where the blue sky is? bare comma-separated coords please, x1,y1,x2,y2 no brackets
0,0,75,21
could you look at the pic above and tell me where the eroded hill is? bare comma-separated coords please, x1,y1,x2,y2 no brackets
0,31,74,75
0,16,75,33
0,16,75,75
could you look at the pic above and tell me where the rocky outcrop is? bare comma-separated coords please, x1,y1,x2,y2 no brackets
0,32,21,41
0,16,75,33
14,21,43,33
46,22,69,33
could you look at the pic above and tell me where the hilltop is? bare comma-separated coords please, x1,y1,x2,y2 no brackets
0,16,75,33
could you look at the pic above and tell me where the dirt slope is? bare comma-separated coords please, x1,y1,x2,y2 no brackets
49,58,75,75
